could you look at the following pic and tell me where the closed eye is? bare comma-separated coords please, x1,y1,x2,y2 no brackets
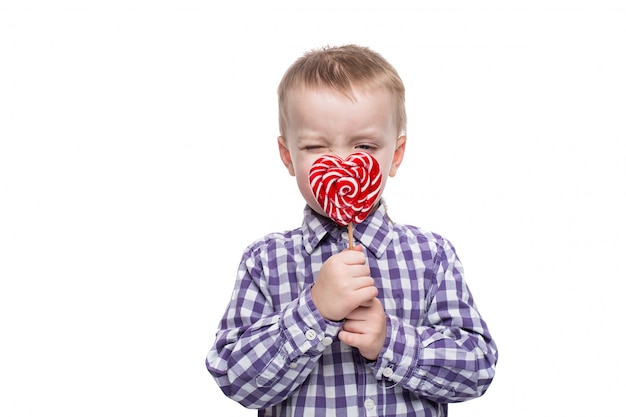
303,145,328,152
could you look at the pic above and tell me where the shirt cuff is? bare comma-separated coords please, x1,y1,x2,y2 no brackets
281,283,343,360
370,314,420,384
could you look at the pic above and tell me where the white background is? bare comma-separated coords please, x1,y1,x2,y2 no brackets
1,1,624,416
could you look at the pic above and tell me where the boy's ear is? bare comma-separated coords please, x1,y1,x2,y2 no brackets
277,136,296,176
389,135,406,177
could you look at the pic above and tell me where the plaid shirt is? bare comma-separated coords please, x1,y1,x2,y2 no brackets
207,202,497,417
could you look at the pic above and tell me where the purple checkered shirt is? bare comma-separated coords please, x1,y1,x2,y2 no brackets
206,202,497,416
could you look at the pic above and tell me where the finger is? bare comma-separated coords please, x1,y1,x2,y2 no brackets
355,296,382,309
353,286,378,305
358,299,374,308
344,307,371,322
341,247,367,264
342,318,366,333
354,279,377,294
338,329,361,347
352,276,375,289
348,265,370,278
339,329,372,349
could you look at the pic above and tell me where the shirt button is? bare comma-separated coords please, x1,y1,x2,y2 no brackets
341,232,349,240
382,367,394,378
289,362,297,369
321,336,333,346
364,398,375,410
305,329,317,341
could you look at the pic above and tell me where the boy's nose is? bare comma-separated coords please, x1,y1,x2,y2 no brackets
333,149,353,160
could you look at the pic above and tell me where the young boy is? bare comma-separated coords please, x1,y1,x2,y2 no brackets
206,44,498,417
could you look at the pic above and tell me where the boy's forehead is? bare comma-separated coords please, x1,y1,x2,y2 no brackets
280,84,402,137
284,86,392,119
287,84,369,101
284,87,396,135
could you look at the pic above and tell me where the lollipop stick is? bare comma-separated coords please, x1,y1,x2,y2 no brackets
348,222,354,249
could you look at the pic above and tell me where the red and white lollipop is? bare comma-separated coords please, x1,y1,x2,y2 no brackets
309,152,382,248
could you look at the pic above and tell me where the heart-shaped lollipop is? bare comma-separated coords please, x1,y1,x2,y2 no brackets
309,152,382,247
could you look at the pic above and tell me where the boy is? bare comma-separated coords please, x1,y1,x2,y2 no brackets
206,44,497,417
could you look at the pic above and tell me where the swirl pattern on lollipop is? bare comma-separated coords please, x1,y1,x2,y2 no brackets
309,152,382,226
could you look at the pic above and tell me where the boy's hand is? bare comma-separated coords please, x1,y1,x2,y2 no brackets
311,245,378,322
338,297,387,361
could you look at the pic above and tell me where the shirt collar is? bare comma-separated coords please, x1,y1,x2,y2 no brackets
301,200,394,258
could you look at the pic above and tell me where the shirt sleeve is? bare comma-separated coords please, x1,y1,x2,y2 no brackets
370,237,498,402
206,243,343,409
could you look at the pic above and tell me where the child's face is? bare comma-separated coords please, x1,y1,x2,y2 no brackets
278,87,406,218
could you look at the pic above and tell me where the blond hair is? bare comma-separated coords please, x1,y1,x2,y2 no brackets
277,44,406,137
